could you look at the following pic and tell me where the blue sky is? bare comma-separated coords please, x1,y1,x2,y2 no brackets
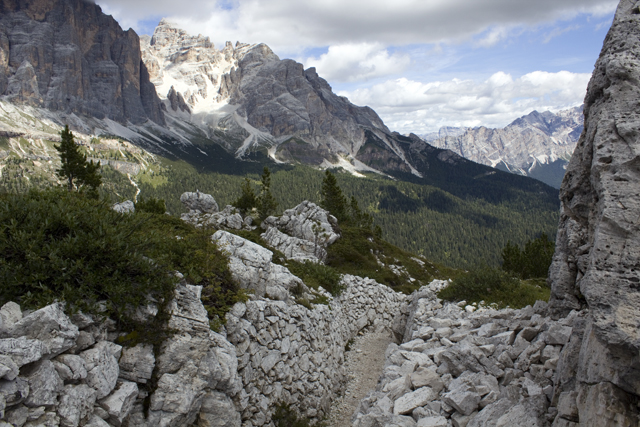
99,0,617,134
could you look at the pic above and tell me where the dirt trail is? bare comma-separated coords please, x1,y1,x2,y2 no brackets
325,328,395,427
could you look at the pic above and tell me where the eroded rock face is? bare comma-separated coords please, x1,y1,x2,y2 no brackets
212,230,305,298
547,1,640,424
0,0,165,125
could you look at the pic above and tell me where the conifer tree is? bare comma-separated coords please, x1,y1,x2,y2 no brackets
320,170,348,223
257,167,277,220
55,125,101,194
233,177,257,215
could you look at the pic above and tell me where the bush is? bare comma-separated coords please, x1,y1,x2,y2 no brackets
0,189,241,332
135,196,166,214
438,266,550,309
271,403,311,427
286,260,343,296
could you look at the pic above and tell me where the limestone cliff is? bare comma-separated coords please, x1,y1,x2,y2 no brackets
0,0,165,125
141,20,415,173
548,0,640,423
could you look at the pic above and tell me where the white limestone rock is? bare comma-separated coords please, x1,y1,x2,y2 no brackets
0,356,19,381
0,338,46,368
180,191,218,213
53,355,87,381
99,381,138,426
23,360,63,407
80,344,119,399
417,416,448,427
261,226,326,262
262,201,339,246
112,201,135,214
57,384,97,427
212,230,304,297
197,391,241,427
0,377,29,408
147,361,207,426
393,386,437,415
10,303,78,357
118,343,155,384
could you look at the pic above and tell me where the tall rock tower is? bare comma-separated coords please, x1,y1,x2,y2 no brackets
0,0,165,125
548,0,640,424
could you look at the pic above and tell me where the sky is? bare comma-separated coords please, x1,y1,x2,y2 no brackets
97,0,618,134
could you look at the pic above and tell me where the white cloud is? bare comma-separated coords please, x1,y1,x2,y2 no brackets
340,71,591,134
98,0,618,51
302,44,411,83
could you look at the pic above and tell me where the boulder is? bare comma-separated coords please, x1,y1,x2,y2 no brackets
118,343,155,384
261,201,339,246
0,356,18,381
393,387,437,415
80,344,119,399
112,201,135,214
212,230,304,297
99,381,138,426
22,360,63,407
417,416,448,427
11,303,78,357
0,338,47,368
180,191,218,213
53,355,88,381
261,226,326,262
0,377,29,407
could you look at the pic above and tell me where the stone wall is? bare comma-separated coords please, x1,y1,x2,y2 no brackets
0,272,409,427
225,274,409,425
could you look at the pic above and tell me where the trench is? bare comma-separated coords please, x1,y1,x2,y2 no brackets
325,328,396,426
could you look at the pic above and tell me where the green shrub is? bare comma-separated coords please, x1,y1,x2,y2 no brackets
0,189,241,333
271,403,312,427
135,196,166,214
438,267,550,309
286,260,343,296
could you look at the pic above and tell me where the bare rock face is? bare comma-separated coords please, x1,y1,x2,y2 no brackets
548,0,640,424
0,0,165,125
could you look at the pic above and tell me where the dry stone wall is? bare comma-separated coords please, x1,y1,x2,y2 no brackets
0,272,410,427
225,274,409,426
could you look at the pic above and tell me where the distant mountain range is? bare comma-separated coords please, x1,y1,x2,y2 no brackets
421,106,584,188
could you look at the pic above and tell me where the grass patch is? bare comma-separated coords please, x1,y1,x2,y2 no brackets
437,267,550,309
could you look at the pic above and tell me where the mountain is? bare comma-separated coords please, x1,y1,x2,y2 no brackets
0,0,164,125
140,20,408,173
424,106,584,188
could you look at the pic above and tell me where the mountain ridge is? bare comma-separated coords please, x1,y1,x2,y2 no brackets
423,106,584,188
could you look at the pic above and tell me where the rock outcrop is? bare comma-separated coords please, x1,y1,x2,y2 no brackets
0,0,165,126
546,0,640,425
